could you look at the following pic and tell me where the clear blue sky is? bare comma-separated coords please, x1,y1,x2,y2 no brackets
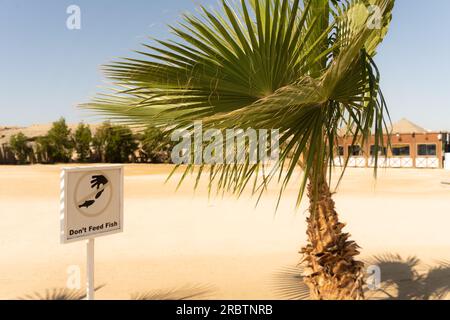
1,0,449,130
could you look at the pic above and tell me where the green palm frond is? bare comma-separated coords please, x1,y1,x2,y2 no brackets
82,0,395,207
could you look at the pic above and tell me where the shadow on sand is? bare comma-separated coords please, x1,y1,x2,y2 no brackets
18,284,215,300
365,254,450,300
271,253,450,300
271,265,310,300
18,285,105,300
130,284,216,300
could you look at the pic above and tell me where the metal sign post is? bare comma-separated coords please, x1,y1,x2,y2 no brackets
86,238,95,300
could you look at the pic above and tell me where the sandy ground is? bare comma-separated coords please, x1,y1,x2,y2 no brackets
0,124,103,145
1,164,450,300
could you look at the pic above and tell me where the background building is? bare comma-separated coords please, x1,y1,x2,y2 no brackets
335,118,447,169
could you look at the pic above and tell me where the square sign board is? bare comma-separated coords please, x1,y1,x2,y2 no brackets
60,165,124,244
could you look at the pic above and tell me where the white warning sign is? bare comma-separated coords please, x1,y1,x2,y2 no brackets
60,165,124,243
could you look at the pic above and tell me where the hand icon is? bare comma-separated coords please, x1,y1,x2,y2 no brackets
91,175,108,189
95,189,104,199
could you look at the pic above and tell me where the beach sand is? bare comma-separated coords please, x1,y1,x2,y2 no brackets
1,164,450,300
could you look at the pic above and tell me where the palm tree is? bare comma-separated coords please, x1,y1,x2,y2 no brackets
83,0,395,299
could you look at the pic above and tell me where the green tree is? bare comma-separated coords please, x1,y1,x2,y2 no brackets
9,132,32,164
93,122,138,163
83,0,395,299
35,136,53,163
139,127,173,163
37,118,73,163
73,123,92,162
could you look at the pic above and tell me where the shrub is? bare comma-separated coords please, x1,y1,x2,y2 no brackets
93,122,138,163
139,127,173,163
9,132,32,164
73,123,92,162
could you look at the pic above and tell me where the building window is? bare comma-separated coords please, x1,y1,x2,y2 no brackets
417,144,437,156
370,145,387,156
337,146,344,156
348,145,362,156
392,144,410,156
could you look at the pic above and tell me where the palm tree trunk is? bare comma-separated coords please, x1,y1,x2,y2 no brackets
301,179,365,300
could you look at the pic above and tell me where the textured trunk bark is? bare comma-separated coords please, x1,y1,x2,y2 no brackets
301,180,365,300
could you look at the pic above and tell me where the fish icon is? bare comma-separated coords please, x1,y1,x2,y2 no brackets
78,200,95,209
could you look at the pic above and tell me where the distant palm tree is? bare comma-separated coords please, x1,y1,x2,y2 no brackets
83,0,394,299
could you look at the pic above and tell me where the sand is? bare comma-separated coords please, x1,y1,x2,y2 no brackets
1,164,450,300
0,124,103,145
